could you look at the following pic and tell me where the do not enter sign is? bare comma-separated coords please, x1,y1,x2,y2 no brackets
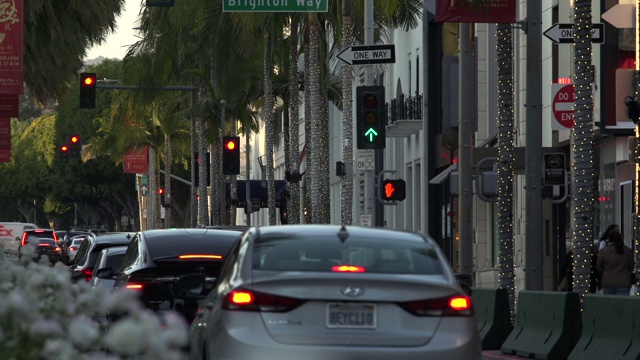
551,83,575,130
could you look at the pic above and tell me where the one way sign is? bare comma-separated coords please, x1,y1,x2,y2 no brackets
543,23,605,44
337,44,396,65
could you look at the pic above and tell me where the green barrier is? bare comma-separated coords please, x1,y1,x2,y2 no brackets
472,287,513,350
569,295,640,360
500,291,582,359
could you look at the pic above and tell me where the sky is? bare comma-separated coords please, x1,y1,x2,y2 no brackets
86,0,142,60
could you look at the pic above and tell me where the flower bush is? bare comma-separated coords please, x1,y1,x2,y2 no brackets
0,242,188,360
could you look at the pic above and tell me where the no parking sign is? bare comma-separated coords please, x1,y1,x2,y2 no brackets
551,83,575,130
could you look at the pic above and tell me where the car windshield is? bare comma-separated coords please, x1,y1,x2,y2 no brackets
72,238,84,246
253,235,443,274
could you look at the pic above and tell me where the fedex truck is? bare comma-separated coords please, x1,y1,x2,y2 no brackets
0,222,39,243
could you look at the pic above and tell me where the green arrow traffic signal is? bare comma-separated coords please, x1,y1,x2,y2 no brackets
364,127,379,142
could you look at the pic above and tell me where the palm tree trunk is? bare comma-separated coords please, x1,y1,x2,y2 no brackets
497,23,515,315
264,33,277,225
304,26,312,224
288,17,301,225
210,42,221,226
197,115,208,226
164,133,172,228
190,115,197,227
308,13,322,224
341,1,354,225
571,0,595,301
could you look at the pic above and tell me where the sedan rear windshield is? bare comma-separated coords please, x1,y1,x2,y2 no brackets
253,236,443,275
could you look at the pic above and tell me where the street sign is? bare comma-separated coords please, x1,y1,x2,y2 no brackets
551,83,575,130
543,23,605,44
337,44,395,65
360,214,372,227
543,153,566,186
140,185,148,196
356,149,375,171
222,0,328,12
602,4,635,29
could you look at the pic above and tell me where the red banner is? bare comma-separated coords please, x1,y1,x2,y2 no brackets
123,146,149,174
435,0,517,23
0,0,23,94
0,117,10,162
0,95,18,117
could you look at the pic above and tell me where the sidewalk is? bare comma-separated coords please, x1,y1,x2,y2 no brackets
482,350,527,359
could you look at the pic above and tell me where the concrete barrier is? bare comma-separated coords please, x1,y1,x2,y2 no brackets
472,287,513,350
568,295,640,360
500,291,581,359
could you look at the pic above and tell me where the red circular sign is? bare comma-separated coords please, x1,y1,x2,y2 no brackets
553,84,575,129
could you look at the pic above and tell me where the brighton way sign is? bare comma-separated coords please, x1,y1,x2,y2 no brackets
222,0,328,12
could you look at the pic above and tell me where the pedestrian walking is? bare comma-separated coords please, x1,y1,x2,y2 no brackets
558,241,599,293
596,230,635,296
596,224,619,253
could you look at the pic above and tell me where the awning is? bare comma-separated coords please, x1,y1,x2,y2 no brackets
429,163,456,185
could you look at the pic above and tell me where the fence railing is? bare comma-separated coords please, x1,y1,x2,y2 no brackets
388,93,422,124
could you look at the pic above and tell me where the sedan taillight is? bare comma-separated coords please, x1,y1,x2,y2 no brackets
398,295,473,316
222,288,305,312
80,268,93,281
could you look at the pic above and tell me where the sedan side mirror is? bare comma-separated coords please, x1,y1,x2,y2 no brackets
95,267,114,279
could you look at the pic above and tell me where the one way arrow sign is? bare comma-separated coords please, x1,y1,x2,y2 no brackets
543,23,605,44
337,44,396,65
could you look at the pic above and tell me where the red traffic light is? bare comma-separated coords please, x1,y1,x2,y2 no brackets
60,145,69,152
81,74,96,87
70,135,79,143
362,93,379,108
225,139,237,151
158,188,165,194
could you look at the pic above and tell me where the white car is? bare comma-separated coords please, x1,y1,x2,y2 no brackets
90,246,127,291
67,236,88,262
189,225,481,360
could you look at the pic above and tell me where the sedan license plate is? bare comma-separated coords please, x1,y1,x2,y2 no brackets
326,303,376,329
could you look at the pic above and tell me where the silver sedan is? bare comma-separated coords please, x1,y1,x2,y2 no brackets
189,224,481,360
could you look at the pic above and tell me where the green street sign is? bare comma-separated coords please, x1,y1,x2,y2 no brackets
364,127,379,143
222,0,328,12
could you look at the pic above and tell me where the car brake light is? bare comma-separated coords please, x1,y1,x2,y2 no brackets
332,265,366,273
69,247,77,251
398,295,473,317
80,268,93,282
178,254,223,259
38,243,50,247
20,233,27,246
34,229,45,233
126,284,144,290
55,247,61,252
222,288,305,312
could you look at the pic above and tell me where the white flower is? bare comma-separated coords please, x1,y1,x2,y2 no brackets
68,315,100,350
104,318,146,355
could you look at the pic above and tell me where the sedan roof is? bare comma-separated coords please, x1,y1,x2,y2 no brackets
140,228,242,260
253,224,427,243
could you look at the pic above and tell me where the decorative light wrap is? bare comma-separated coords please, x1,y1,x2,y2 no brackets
571,0,595,303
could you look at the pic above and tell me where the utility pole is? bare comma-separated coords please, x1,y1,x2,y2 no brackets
220,100,227,225
458,22,474,275
525,1,544,290
245,126,252,226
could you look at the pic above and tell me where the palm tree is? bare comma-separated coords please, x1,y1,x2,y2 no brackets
24,0,126,104
571,0,595,300
340,0,355,225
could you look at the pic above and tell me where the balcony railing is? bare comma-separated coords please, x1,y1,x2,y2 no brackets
388,93,423,124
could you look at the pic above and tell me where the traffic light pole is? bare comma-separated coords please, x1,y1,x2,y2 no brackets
362,0,384,227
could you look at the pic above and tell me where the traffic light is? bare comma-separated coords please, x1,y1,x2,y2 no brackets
222,136,240,175
194,152,211,187
79,73,96,108
380,179,406,202
69,135,81,159
356,85,386,149
59,144,69,163
158,187,165,206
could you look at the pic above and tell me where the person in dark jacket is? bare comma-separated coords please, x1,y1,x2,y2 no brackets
597,230,635,296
